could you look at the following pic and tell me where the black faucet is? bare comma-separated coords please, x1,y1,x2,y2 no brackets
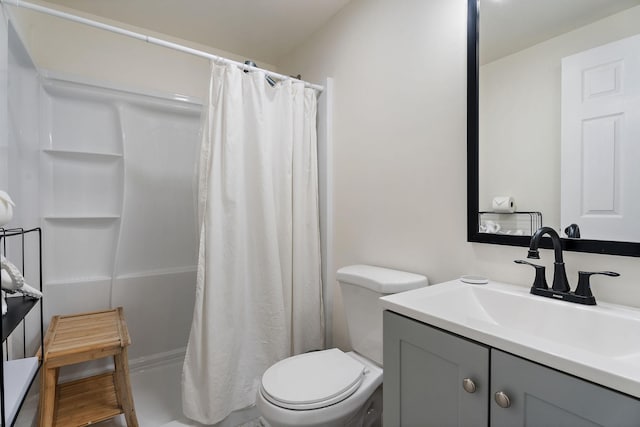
516,226,619,305
527,226,570,293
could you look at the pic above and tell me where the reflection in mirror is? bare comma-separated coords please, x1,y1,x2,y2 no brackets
467,0,640,256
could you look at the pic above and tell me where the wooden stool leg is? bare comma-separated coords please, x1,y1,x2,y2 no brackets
39,366,58,427
113,348,138,427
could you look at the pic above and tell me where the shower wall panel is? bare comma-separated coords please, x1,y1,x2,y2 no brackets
39,74,201,360
0,10,7,190
7,23,40,229
4,20,41,359
115,103,199,276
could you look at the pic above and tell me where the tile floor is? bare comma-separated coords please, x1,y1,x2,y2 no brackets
15,360,262,427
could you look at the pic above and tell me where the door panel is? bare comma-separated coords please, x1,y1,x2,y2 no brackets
561,34,640,241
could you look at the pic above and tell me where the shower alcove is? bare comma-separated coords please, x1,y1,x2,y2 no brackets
5,13,333,400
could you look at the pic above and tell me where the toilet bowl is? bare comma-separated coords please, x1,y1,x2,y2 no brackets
257,265,428,427
256,350,382,427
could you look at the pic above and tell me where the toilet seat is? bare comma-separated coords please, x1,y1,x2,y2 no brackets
260,348,366,410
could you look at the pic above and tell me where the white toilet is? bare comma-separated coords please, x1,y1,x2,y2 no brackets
257,264,428,427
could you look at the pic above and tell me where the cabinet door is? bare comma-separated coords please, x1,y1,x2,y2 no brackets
491,349,640,427
383,311,489,427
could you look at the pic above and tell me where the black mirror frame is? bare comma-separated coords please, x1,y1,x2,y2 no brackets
466,0,640,257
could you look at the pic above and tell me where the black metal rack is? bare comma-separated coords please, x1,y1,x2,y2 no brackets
0,227,43,427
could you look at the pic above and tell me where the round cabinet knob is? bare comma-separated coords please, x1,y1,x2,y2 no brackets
462,378,476,393
494,391,511,408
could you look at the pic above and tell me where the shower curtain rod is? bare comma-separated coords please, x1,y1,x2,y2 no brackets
1,0,324,92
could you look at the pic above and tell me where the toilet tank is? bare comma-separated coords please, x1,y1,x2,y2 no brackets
337,265,428,365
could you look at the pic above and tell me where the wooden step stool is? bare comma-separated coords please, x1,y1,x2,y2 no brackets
39,308,139,427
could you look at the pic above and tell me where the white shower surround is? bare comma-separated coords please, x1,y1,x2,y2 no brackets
39,72,202,361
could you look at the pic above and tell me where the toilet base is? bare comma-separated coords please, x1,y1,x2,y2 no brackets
343,385,382,427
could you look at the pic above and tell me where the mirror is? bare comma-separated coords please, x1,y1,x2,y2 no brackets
467,0,640,256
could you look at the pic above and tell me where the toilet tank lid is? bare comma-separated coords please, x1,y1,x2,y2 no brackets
336,264,428,294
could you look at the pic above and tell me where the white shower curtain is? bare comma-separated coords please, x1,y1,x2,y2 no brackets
182,61,324,425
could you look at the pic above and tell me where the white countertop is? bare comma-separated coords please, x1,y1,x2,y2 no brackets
381,279,640,399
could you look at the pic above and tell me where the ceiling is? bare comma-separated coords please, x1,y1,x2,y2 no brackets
480,0,640,64
37,0,353,65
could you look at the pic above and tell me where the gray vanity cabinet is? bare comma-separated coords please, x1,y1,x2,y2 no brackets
491,349,640,427
383,310,640,427
383,311,489,427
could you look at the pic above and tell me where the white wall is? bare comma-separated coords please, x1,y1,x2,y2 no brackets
278,0,471,349
479,5,640,230
278,0,640,351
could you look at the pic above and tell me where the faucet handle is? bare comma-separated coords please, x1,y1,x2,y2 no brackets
514,260,548,290
575,271,620,300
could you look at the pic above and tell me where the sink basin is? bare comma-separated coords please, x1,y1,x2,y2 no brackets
380,279,640,398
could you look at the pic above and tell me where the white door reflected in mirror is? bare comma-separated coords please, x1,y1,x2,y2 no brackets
561,34,640,242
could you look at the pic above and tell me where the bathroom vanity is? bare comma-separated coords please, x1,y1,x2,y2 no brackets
381,280,640,426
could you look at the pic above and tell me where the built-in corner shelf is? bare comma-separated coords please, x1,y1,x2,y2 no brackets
42,216,120,285
43,215,121,221
45,276,113,287
42,148,123,159
40,147,124,225
3,357,39,425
